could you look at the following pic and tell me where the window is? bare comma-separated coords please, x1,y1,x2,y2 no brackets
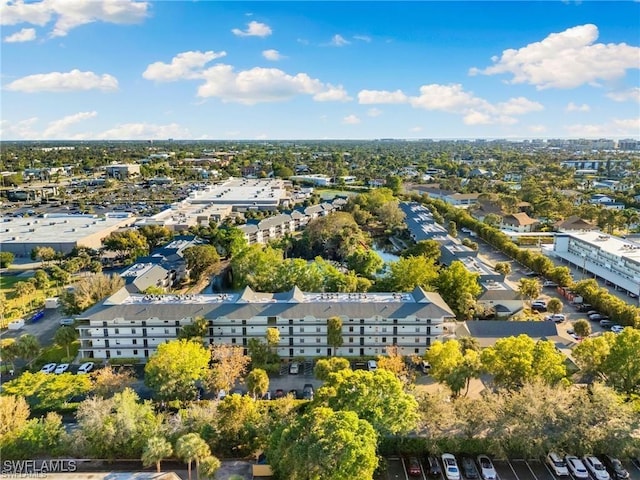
164,328,170,334
299,349,304,354
316,327,321,333
114,328,119,334
267,316,277,326
382,337,387,343
316,348,321,354
349,337,354,343
348,348,354,353
231,338,236,344
415,348,420,354
300,327,304,333
132,329,136,334
382,327,387,333
133,339,137,345
316,338,321,343
415,327,420,332
133,349,138,355
415,338,421,343
300,339,304,344
231,328,236,333
116,350,121,356
349,326,354,333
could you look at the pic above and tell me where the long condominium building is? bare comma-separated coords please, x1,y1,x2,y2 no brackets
553,232,640,298
76,286,455,361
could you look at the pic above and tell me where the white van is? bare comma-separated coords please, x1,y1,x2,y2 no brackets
8,319,25,330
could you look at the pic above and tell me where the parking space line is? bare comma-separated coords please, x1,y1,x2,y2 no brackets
509,460,520,480
401,457,409,480
526,461,539,480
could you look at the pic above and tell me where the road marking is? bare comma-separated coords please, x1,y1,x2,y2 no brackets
509,460,520,480
526,461,540,480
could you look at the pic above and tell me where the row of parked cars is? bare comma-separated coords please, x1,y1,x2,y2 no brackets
40,361,94,375
546,452,629,480
406,453,498,479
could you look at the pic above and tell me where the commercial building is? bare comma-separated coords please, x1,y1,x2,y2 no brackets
76,286,455,361
104,164,141,178
186,178,291,211
0,213,136,256
553,232,640,297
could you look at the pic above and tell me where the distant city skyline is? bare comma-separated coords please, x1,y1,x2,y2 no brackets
1,1,639,141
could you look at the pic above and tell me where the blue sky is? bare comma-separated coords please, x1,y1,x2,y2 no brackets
1,1,639,140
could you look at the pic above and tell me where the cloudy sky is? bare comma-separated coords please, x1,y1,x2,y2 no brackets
1,1,639,140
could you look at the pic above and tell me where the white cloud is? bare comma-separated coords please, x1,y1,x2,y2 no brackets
358,89,408,104
342,114,360,124
565,102,591,112
329,34,350,47
360,83,543,125
0,0,150,37
3,27,35,42
564,117,640,137
43,111,97,138
143,50,226,82
470,24,640,89
96,122,191,140
409,126,422,133
313,85,351,102
262,49,283,61
0,117,39,139
196,64,350,104
6,69,118,92
353,35,371,42
606,87,640,103
367,108,382,117
231,21,272,37
529,125,547,133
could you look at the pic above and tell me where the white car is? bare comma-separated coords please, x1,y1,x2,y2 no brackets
367,360,378,371
54,363,70,374
40,363,57,374
565,456,589,479
583,456,610,480
610,325,624,334
477,455,497,480
546,452,569,476
77,362,95,374
442,454,460,480
289,362,300,375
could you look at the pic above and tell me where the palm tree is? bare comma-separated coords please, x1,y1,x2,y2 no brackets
0,338,20,372
142,436,173,473
13,281,36,314
15,334,41,366
54,326,78,359
176,433,211,480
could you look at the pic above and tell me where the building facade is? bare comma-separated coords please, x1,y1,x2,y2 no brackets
76,286,455,361
553,232,640,298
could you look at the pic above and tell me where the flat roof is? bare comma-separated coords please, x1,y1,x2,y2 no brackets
565,231,640,261
0,213,134,245
186,178,289,206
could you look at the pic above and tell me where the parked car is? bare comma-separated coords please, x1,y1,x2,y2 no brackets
610,325,624,334
461,456,479,479
546,452,569,476
289,362,300,375
477,455,497,480
302,383,314,400
545,314,566,323
367,359,378,371
54,363,70,374
601,455,629,480
442,454,461,480
60,318,75,326
565,456,589,479
543,280,558,287
599,319,614,328
427,456,442,477
583,456,610,480
408,457,422,477
531,301,548,312
589,313,606,321
40,363,57,374
274,389,285,399
77,361,94,374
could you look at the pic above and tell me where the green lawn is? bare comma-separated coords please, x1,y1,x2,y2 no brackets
33,340,80,369
0,274,24,291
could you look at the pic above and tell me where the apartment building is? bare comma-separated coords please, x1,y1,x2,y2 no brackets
553,232,640,297
76,286,455,361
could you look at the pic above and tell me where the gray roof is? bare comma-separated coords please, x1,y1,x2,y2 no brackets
460,320,560,347
80,286,454,322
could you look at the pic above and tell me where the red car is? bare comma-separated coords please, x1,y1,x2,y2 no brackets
408,457,422,477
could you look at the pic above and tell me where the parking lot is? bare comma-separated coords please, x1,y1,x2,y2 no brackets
376,456,640,480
